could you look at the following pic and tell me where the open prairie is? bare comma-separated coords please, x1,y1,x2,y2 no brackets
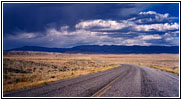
3,51,179,92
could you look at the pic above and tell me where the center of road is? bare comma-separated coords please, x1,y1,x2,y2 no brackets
91,71,128,97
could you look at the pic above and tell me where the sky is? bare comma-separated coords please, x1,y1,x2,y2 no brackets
3,3,179,50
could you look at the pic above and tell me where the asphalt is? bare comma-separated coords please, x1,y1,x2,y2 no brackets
3,64,179,97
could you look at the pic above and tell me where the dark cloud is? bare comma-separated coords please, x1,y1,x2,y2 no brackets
3,3,179,50
3,3,151,35
100,33,139,39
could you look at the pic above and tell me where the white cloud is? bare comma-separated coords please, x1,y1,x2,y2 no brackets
21,33,37,39
136,18,153,23
75,19,135,30
60,25,69,31
42,27,112,47
163,32,178,42
155,13,169,21
139,11,169,21
171,31,179,35
6,32,37,39
134,23,178,31
139,11,157,15
134,11,170,23
121,39,151,46
165,37,173,41
162,32,179,45
139,34,162,40
76,17,178,32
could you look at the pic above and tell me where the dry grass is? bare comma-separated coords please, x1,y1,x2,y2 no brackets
91,54,179,75
3,52,120,92
148,65,179,75
3,52,179,92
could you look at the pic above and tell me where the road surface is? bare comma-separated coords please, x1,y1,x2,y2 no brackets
3,64,179,97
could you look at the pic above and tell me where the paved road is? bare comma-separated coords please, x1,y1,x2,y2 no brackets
4,64,179,97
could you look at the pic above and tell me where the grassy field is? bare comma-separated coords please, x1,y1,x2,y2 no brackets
3,51,179,92
93,54,179,74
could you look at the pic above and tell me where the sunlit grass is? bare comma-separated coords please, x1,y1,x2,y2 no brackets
148,65,179,75
3,56,120,92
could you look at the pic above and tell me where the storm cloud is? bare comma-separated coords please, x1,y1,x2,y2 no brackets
3,3,179,49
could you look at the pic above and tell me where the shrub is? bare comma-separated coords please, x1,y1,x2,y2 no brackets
43,82,48,85
40,68,43,70
53,66,57,69
50,76,55,78
33,68,36,72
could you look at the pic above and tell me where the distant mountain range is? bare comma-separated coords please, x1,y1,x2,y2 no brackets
7,45,179,54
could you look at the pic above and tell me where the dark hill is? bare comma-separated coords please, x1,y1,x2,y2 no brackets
7,45,179,54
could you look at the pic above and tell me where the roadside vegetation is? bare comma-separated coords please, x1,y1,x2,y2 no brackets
148,65,179,75
94,54,179,75
3,51,179,92
3,52,120,92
